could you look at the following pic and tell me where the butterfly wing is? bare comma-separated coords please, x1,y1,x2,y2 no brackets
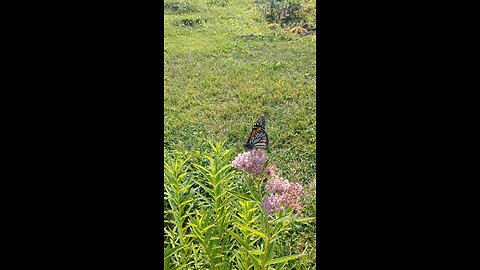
245,116,269,150
251,115,266,131
252,131,269,149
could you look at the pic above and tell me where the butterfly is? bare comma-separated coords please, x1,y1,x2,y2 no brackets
244,116,269,150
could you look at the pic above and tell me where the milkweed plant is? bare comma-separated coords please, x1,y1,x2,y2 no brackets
164,141,315,269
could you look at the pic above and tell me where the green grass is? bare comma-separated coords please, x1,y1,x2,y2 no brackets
164,0,316,268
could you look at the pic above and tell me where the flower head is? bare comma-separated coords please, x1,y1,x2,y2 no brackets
232,149,267,175
262,194,284,215
262,175,305,215
280,182,304,211
232,148,305,215
265,175,290,194
264,164,278,178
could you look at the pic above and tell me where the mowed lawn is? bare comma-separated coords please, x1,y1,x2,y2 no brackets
164,0,316,266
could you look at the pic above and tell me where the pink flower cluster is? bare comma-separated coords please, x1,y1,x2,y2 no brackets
262,171,304,215
231,150,305,215
264,164,277,177
261,193,283,214
232,149,268,175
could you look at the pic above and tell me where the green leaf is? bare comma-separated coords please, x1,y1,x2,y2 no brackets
194,189,212,205
295,217,316,223
276,262,288,270
248,215,260,225
241,225,268,241
271,222,284,238
193,164,212,181
217,201,234,215
191,176,214,198
205,155,214,164
214,262,227,268
249,249,265,255
181,212,195,221
216,163,232,177
227,190,256,202
177,172,187,180
265,254,305,266
191,227,204,241
249,253,261,269
202,224,215,233
266,242,276,262
164,229,176,241
164,255,170,270
228,230,250,250
178,184,193,193
212,252,224,257
170,263,188,270
245,181,262,202
251,236,262,246
274,215,293,224
164,245,186,259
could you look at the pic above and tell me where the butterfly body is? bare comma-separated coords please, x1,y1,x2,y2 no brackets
245,116,269,150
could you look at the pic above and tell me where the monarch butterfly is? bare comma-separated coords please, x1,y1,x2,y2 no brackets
244,116,269,150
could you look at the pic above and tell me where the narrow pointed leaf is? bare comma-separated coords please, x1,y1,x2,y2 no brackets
227,190,256,202
265,254,305,266
295,217,316,223
228,230,250,250
241,225,268,240
164,245,186,259
249,249,265,255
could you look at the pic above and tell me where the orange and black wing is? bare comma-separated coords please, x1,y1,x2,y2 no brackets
251,115,266,132
245,116,269,150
